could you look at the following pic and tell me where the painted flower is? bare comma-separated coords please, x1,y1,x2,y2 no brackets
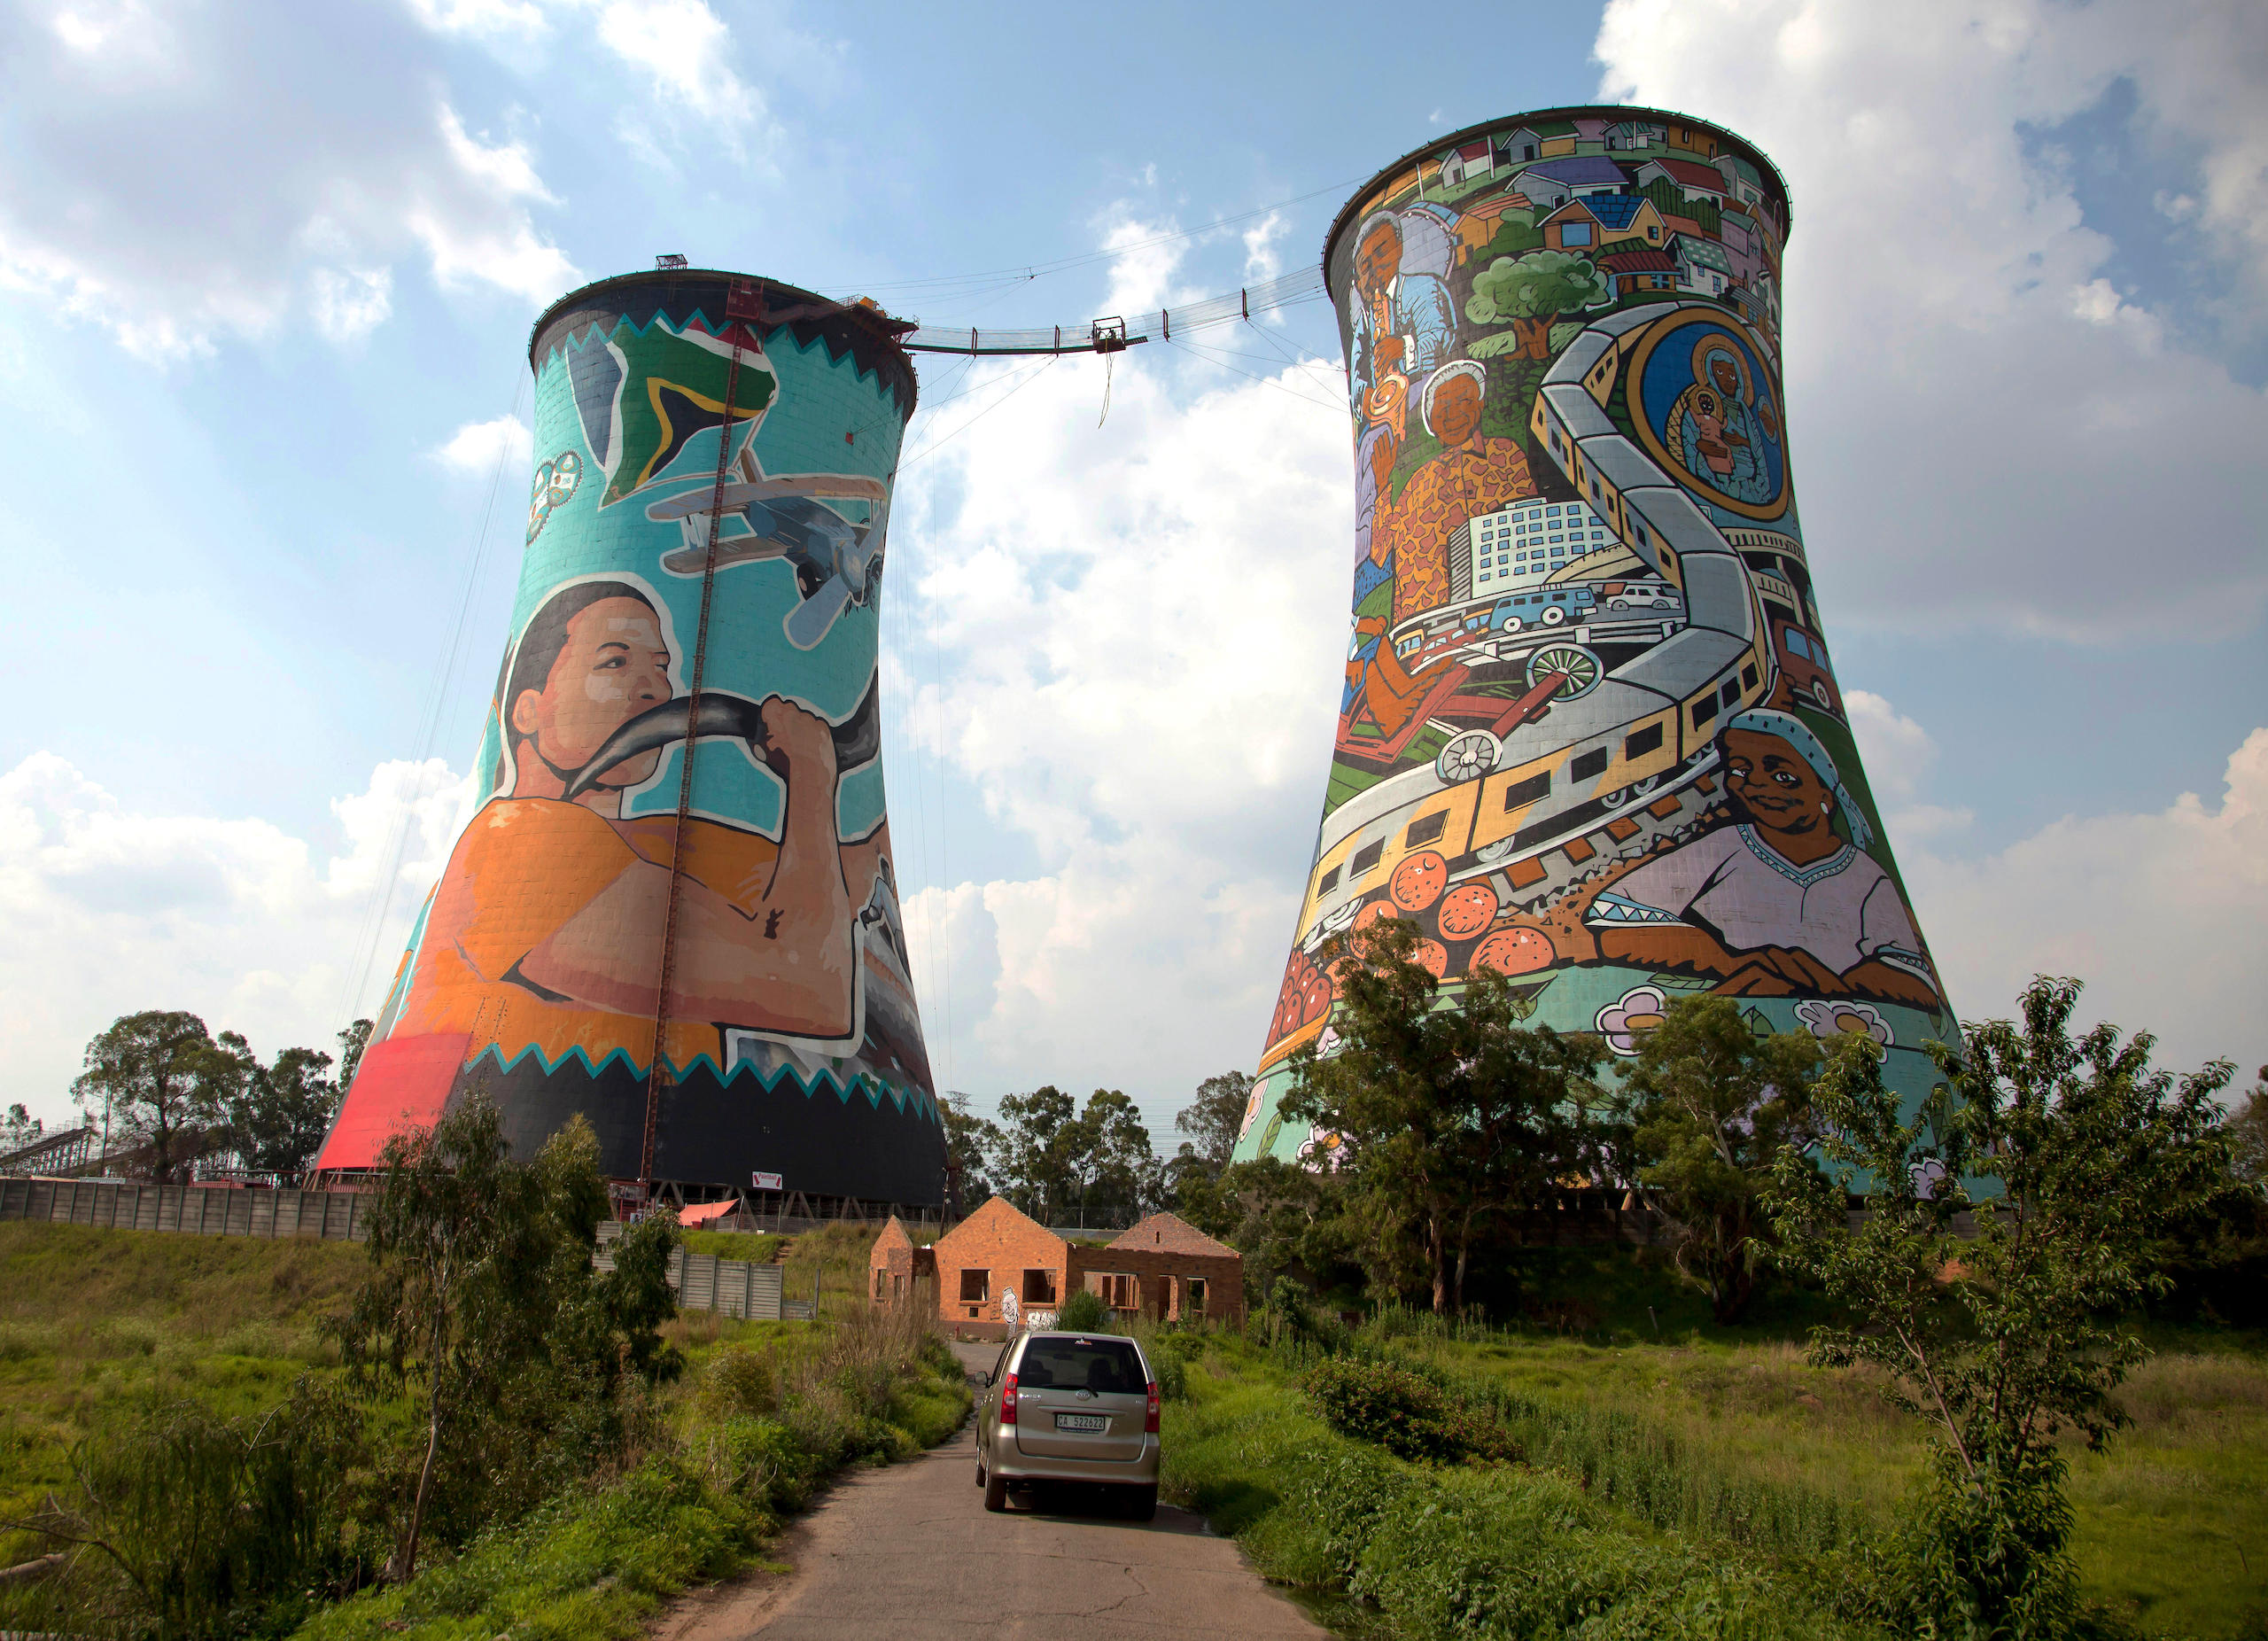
1296,1126,1349,1170
1596,985,1670,1057
1239,1083,1265,1138
1795,999,1894,1046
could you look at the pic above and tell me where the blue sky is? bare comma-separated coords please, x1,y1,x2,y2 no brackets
3,0,2263,1140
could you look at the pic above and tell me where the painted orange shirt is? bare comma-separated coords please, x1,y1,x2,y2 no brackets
395,797,784,1072
1377,436,1535,623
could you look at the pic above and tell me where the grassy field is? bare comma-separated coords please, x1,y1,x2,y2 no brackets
0,1220,367,1509
1355,1319,2268,1637
1159,1332,1877,1641
0,1217,968,1641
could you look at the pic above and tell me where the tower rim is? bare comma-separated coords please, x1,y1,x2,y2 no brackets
1318,104,1793,284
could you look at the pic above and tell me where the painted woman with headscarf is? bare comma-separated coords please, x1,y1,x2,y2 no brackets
1586,710,1939,1006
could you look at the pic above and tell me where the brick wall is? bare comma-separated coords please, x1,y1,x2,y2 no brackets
1066,1246,1245,1327
930,1198,1071,1327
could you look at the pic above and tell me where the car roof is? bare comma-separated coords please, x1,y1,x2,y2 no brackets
1018,1330,1141,1345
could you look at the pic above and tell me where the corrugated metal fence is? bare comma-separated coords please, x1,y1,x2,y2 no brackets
2,1178,794,1321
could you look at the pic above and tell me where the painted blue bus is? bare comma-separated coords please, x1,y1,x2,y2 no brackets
1489,584,1597,632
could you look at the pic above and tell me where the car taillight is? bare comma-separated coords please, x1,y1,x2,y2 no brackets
1145,1380,1160,1434
1000,1371,1018,1426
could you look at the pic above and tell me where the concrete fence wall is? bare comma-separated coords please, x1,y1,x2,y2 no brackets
0,1176,371,1240
4,1177,796,1323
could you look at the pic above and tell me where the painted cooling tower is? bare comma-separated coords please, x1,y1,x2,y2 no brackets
1235,109,1955,1164
317,271,942,1204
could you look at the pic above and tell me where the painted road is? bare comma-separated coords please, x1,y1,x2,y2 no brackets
656,1341,1322,1641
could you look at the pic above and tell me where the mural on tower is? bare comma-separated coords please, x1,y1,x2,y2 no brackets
317,273,943,1203
1237,108,1955,1164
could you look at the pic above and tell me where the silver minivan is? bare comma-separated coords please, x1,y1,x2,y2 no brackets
975,1331,1160,1520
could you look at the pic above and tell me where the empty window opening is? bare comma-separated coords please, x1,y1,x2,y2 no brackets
959,1268,989,1303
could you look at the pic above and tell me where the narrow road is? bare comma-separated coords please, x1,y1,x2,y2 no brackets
658,1342,1323,1641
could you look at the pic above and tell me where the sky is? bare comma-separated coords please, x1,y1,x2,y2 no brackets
2,0,2263,1144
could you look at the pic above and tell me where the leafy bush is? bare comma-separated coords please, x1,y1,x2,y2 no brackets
1302,1356,1518,1465
698,1347,777,1419
4,1381,365,1640
1053,1287,1108,1332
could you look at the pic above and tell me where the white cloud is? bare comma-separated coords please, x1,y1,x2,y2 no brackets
1242,210,1287,284
434,413,533,477
1891,724,2268,1082
1595,0,2268,642
887,336,1350,1110
0,2,579,360
0,752,474,1124
407,0,551,40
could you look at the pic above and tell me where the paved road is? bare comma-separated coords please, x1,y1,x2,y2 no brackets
657,1341,1322,1641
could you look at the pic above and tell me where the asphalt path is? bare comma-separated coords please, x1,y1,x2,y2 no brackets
655,1341,1322,1641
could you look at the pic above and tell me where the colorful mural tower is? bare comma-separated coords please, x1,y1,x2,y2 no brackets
317,270,943,1205
1235,108,1955,1164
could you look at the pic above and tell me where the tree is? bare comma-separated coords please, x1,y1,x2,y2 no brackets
995,1084,1079,1222
941,1090,1001,1213
220,1040,345,1179
993,1085,1162,1226
1769,977,2231,1634
1166,1069,1250,1195
331,1097,673,1582
1619,995,1822,1323
2,1102,41,1153
337,1018,373,1091
1285,920,1606,1312
2228,1067,2268,1194
71,1011,239,1180
1466,249,1611,360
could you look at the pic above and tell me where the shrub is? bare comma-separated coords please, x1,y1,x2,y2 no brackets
699,1347,777,1419
1054,1287,1108,1332
1302,1356,1519,1466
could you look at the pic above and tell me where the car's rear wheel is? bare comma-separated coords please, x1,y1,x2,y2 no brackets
983,1470,1009,1513
1122,1483,1158,1521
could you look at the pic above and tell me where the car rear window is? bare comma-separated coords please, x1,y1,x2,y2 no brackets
1017,1337,1146,1393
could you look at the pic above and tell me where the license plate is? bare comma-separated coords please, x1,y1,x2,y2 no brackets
1053,1412,1108,1432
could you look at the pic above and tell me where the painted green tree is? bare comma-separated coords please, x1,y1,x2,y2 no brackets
1466,249,1611,361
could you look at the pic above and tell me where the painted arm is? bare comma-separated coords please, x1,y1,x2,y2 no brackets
517,700,858,1038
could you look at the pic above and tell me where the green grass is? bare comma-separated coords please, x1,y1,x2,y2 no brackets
0,1222,365,1510
1364,1324,2268,1637
677,1228,785,1262
1161,1336,1877,1641
0,1220,971,1641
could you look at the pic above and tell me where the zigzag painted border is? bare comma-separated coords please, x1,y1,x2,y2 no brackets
540,309,900,409
462,1039,940,1127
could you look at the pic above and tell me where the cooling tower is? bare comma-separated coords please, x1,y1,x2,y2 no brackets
318,271,943,1205
1235,110,1955,1163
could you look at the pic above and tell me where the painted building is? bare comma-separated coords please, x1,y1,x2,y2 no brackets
315,270,944,1207
1242,106,1956,1166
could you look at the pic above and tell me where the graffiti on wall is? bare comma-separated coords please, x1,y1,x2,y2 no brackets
322,279,941,1201
1238,109,1953,1163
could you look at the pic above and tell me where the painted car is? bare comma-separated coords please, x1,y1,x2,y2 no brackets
1770,617,1841,715
976,1330,1161,1520
1601,579,1681,612
1490,585,1598,632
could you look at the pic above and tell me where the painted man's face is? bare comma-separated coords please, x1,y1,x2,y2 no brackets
514,597,672,785
1355,224,1401,297
1431,374,1483,447
1722,727,1832,838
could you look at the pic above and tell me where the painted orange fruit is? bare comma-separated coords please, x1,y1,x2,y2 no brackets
1389,850,1449,912
1411,938,1449,978
1353,898,1401,930
1472,925,1555,976
1435,881,1499,939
